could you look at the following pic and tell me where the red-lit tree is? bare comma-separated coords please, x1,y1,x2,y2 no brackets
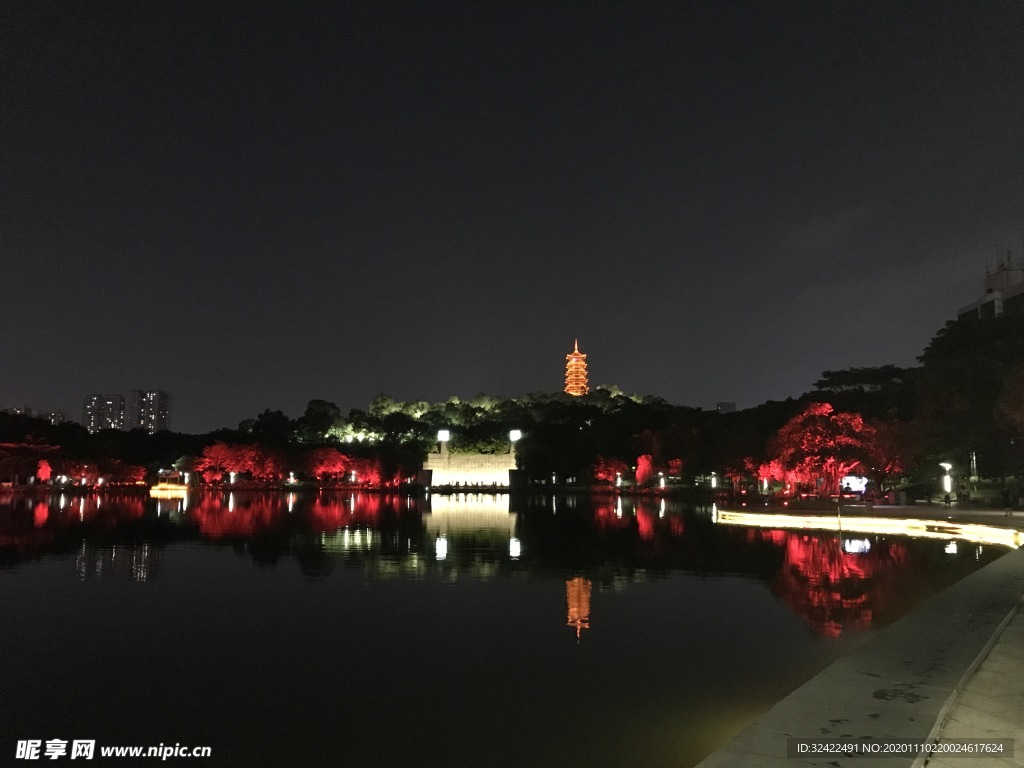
591,455,630,484
195,442,262,482
756,458,784,483
865,419,915,491
727,458,757,493
635,454,655,486
36,460,52,483
768,403,874,497
248,445,285,481
304,447,350,482
61,461,99,485
348,456,382,486
101,459,147,484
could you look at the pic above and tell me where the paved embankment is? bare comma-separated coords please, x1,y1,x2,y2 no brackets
924,605,1024,768
695,541,1024,768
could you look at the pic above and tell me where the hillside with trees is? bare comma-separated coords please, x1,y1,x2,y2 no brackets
4,314,1024,498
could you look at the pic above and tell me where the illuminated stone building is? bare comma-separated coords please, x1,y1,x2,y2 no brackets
564,339,589,396
420,431,518,487
566,576,591,639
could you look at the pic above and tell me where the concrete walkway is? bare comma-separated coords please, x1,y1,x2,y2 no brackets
837,501,1024,527
696,508,1024,768
841,502,1024,768
923,601,1024,768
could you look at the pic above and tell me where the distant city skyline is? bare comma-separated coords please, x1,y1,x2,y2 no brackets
1,404,67,426
81,390,171,434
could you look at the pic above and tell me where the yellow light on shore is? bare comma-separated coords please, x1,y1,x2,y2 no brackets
150,484,188,499
714,510,1023,549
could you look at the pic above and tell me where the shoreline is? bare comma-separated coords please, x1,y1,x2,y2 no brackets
694,542,1024,767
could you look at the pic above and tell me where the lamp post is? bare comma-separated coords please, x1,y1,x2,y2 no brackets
939,462,953,496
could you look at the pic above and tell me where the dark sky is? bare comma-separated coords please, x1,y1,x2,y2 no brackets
3,1,1022,433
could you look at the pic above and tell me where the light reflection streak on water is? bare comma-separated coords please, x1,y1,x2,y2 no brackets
714,510,1023,549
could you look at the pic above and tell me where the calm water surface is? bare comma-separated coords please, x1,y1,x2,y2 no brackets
0,491,1006,767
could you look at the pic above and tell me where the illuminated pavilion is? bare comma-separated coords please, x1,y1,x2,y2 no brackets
564,339,589,396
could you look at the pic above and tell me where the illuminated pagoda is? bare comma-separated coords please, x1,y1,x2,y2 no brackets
566,577,592,640
564,339,589,396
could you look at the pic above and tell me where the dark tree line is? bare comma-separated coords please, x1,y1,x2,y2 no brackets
4,314,1024,489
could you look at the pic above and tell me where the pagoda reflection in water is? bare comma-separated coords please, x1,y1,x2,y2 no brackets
566,576,591,640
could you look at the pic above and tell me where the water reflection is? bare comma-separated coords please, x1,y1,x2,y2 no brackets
75,540,160,582
566,576,592,640
756,529,905,637
0,491,1016,768
191,493,289,538
0,491,1010,639
423,493,517,579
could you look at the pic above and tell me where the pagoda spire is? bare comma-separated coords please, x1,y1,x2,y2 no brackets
564,340,589,397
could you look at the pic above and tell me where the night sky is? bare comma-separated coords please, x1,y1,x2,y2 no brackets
3,2,1021,433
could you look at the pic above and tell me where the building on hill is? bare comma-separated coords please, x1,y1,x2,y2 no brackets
958,255,1024,321
564,339,589,396
82,390,170,434
83,394,125,433
127,390,170,434
3,405,68,425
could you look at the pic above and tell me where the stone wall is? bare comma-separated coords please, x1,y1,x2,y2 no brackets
422,446,517,487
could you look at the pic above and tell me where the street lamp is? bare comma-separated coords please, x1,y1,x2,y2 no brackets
939,462,953,495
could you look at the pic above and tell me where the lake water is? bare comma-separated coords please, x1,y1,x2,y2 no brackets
0,491,1006,767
